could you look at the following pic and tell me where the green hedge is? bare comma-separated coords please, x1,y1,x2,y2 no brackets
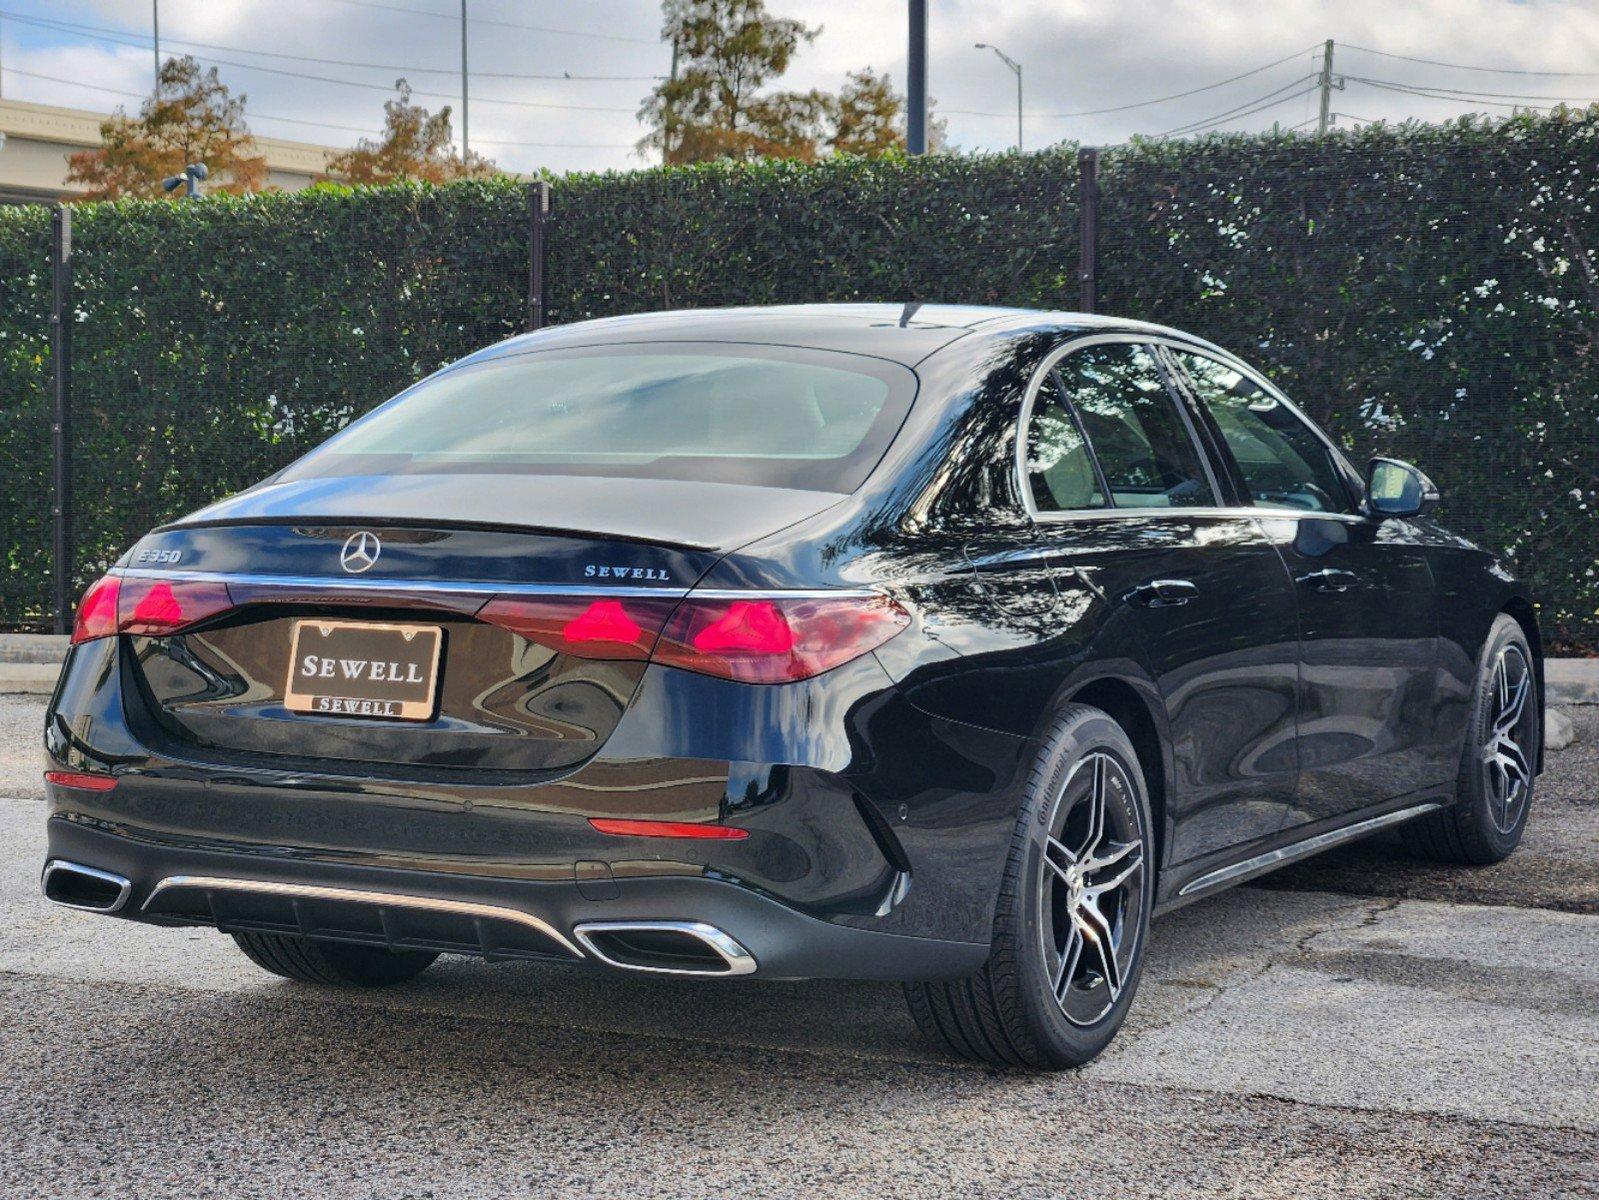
2,117,1596,648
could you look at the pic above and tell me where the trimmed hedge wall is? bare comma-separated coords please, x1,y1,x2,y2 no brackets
2,116,1596,648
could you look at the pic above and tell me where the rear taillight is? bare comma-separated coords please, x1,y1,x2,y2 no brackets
71,575,121,643
477,590,908,684
477,595,680,660
657,593,910,683
70,574,235,644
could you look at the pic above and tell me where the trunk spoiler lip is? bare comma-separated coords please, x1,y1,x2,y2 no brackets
112,567,880,603
153,514,717,554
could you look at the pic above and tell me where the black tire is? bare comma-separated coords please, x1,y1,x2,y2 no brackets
232,931,438,987
904,703,1154,1069
1403,613,1538,865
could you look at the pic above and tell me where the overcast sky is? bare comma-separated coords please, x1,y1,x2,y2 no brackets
1,0,1596,174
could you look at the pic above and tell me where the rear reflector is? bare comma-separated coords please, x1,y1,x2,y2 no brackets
589,818,749,840
71,574,235,644
44,770,118,792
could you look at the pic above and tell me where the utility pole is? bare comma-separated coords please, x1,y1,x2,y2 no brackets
664,33,679,165
152,0,160,94
460,0,469,159
907,0,927,155
976,43,1023,151
1317,39,1334,136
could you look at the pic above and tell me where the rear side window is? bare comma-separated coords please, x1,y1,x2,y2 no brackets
1028,342,1216,512
1171,351,1353,514
283,345,915,493
1024,372,1107,512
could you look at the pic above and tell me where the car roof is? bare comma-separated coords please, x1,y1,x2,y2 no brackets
463,304,1221,369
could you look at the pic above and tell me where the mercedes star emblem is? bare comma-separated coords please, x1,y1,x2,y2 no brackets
340,531,381,574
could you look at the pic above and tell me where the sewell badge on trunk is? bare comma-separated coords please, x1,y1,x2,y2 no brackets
284,619,443,721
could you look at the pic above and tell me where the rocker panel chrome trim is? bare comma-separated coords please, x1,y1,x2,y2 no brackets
1176,802,1445,898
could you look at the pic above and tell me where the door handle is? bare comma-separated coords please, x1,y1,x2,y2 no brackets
1126,578,1198,608
1298,568,1359,593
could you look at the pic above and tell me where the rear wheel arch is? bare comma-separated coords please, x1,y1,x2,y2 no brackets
1064,676,1170,879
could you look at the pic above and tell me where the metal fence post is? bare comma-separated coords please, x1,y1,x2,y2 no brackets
1077,147,1098,314
527,180,549,331
49,204,72,634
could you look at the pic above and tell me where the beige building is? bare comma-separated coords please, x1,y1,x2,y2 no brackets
0,97,342,203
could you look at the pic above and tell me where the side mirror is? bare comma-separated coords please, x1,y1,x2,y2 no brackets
1365,457,1439,519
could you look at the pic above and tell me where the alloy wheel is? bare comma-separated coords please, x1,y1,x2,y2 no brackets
1482,643,1535,834
1037,751,1146,1027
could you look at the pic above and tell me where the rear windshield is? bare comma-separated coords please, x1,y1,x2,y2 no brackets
281,345,916,492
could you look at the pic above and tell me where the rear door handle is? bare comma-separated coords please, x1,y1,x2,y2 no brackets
1126,579,1198,608
1298,568,1359,593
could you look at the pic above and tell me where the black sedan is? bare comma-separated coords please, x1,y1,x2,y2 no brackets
41,305,1542,1068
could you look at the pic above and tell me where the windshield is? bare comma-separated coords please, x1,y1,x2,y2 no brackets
282,345,917,493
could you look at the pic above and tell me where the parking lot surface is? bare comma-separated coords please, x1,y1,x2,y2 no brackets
3,694,1595,1199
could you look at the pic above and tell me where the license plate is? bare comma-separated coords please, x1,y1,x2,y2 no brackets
284,619,443,722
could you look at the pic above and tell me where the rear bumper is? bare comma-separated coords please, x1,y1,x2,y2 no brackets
43,818,987,981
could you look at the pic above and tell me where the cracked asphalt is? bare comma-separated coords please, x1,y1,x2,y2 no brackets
3,694,1596,1199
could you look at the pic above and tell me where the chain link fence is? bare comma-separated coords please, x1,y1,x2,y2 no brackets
3,119,1597,647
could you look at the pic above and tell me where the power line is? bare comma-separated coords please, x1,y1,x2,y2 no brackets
1158,75,1320,136
1348,76,1599,111
322,0,658,45
1342,43,1599,79
1346,74,1599,104
0,64,632,146
0,9,657,81
0,14,639,113
942,43,1321,119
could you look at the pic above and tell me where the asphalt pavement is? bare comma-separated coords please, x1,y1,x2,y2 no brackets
2,694,1595,1199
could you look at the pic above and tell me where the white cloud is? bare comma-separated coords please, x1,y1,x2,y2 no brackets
3,0,1597,173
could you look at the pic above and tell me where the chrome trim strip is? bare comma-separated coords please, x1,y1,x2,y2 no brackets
41,859,133,914
1014,331,1371,527
142,875,584,957
1176,802,1445,898
572,920,758,976
116,570,690,600
116,570,880,603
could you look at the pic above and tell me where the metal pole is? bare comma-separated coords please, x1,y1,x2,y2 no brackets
50,205,73,634
907,0,927,155
1317,39,1334,136
1016,62,1023,152
527,180,549,331
460,0,469,158
152,0,160,93
1077,148,1098,313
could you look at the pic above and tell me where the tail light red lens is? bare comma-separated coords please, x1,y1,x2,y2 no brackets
655,593,910,684
477,594,679,660
70,574,235,644
71,575,121,643
477,589,908,683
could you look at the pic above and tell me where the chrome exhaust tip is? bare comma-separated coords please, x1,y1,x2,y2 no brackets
41,859,132,913
572,920,757,977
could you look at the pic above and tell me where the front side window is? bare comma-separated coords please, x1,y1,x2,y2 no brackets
283,346,914,493
1033,342,1216,511
1171,351,1353,514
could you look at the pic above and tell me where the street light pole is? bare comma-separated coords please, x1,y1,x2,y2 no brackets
152,0,160,94
460,0,470,159
907,0,927,154
975,43,1022,152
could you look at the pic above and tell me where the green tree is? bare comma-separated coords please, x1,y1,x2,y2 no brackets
829,68,950,156
66,56,267,200
638,0,827,163
325,80,498,184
